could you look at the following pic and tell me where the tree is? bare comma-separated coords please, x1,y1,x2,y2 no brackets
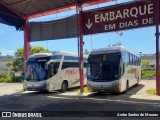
15,46,49,60
141,59,150,68
112,42,122,46
84,49,89,55
0,69,12,83
31,46,49,54
5,61,13,74
12,46,49,72
5,61,12,68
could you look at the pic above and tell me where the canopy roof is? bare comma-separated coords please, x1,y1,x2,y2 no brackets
0,0,113,30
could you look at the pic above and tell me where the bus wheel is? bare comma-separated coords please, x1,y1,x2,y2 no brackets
61,81,68,92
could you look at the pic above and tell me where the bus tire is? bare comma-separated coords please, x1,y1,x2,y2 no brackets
61,81,68,92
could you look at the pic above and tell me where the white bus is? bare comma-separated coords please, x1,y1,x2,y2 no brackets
87,46,141,93
24,51,88,92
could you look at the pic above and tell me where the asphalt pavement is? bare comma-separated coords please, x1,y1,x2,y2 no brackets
0,80,160,120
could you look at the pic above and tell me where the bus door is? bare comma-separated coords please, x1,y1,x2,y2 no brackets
121,51,126,77
53,62,61,90
46,62,60,90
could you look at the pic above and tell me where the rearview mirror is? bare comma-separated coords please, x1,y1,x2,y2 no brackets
45,63,48,70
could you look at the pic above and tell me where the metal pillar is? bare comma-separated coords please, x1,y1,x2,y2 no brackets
77,6,84,93
24,20,30,69
155,0,160,95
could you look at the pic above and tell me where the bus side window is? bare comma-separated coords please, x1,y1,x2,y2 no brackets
129,53,131,64
136,57,138,66
130,54,134,65
64,56,78,60
48,63,54,77
62,62,78,69
133,55,135,65
122,51,126,60
131,54,133,65
126,52,129,66
138,58,141,66
62,62,69,69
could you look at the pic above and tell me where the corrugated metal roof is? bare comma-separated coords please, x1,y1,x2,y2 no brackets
1,0,113,19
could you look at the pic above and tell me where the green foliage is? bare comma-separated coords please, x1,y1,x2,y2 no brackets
141,70,156,78
146,89,156,95
12,76,23,82
84,49,89,55
0,69,24,83
31,46,49,54
12,58,23,72
0,70,12,83
5,61,12,68
15,46,49,59
4,75,12,83
75,86,89,93
15,47,24,58
141,59,150,68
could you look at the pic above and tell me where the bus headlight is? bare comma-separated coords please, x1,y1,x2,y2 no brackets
112,81,118,86
87,82,90,86
87,81,91,86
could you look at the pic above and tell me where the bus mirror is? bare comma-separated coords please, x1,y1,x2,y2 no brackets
54,69,58,74
45,63,48,70
81,59,86,68
81,59,88,68
49,63,54,76
45,61,53,70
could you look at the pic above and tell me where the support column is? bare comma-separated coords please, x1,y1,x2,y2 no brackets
24,20,30,69
77,6,84,93
155,0,160,95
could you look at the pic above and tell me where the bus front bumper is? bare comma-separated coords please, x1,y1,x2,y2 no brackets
24,82,48,91
87,84,121,93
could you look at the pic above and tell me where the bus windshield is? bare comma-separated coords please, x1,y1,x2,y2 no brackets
25,57,51,81
87,52,121,81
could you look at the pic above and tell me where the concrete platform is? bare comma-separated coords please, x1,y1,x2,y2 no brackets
0,80,159,101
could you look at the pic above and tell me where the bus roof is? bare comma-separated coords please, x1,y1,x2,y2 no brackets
28,51,88,59
90,46,139,57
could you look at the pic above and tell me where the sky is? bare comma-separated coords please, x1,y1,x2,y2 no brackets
0,0,158,56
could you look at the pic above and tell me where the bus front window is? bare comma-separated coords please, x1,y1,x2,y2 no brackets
25,57,50,81
87,53,121,81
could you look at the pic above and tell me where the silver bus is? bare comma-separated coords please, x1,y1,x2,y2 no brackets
24,51,87,92
87,46,141,93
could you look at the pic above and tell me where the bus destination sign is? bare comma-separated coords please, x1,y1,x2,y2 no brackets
83,0,156,35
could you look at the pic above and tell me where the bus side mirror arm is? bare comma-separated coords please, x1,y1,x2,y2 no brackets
45,64,48,70
45,60,54,70
45,61,51,70
81,59,87,68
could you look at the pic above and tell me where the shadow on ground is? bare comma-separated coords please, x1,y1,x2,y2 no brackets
0,83,159,113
